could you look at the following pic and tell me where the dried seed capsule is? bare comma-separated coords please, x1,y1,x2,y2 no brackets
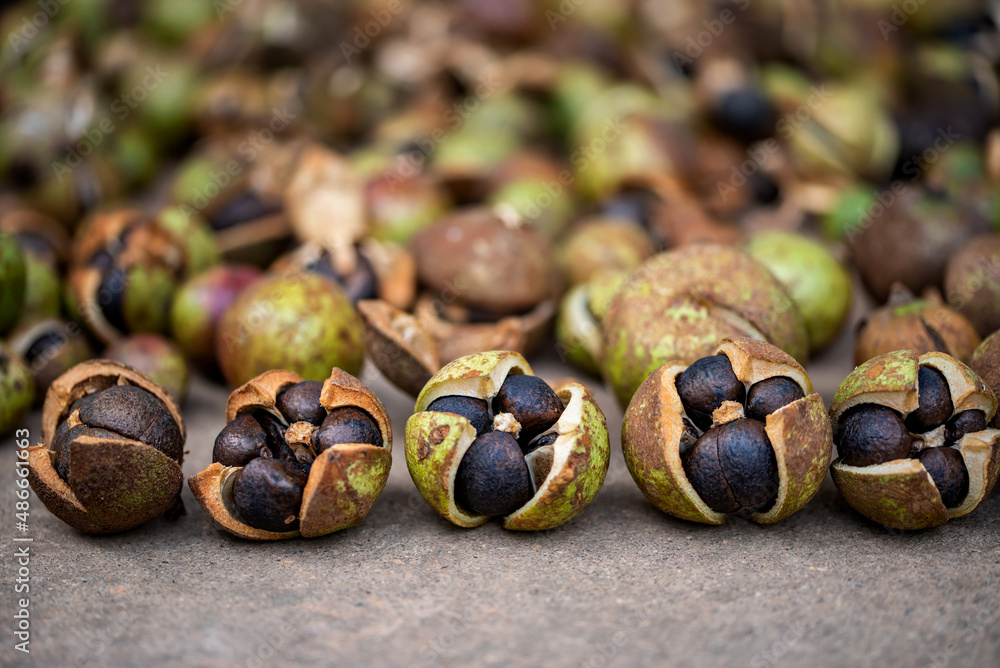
917,447,969,508
306,250,379,304
427,395,491,435
213,414,269,467
745,377,805,422
276,380,326,425
315,407,383,452
674,355,746,431
945,410,987,445
77,385,184,463
904,366,953,433
454,431,534,517
232,458,309,533
838,405,912,467
491,374,564,445
682,418,778,514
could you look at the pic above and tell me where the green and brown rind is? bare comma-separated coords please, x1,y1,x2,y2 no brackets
830,350,1000,529
622,337,830,525
28,360,186,534
603,245,809,407
504,382,610,530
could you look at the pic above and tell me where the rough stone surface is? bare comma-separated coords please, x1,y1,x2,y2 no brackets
2,285,999,667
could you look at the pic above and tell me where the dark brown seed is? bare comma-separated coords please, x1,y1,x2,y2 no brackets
492,374,564,444
77,385,183,462
918,447,969,508
251,410,286,451
454,431,534,517
213,414,269,467
904,366,953,433
745,377,805,422
682,418,777,514
945,410,988,445
314,406,383,453
427,395,491,435
675,355,746,431
275,380,326,425
838,405,912,467
232,458,309,533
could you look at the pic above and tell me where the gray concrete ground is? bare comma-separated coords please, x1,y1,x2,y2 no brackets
2,324,999,668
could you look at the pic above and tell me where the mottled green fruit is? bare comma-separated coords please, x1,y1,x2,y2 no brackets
0,344,34,437
0,233,26,335
216,273,365,387
103,334,191,404
746,231,852,353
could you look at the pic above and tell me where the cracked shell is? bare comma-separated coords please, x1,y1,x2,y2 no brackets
622,338,831,525
855,285,980,366
829,350,1000,530
188,368,392,540
404,351,610,530
26,360,185,534
603,245,809,407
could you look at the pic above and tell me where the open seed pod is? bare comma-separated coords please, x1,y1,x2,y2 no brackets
829,350,1000,530
67,207,217,344
603,244,809,407
622,338,831,525
357,295,555,397
404,351,610,530
269,238,416,309
26,360,186,534
188,368,391,540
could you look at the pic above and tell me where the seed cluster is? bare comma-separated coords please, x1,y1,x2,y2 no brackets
212,380,383,532
676,355,805,515
835,366,983,508
425,374,564,518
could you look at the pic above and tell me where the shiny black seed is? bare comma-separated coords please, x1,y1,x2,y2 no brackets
711,88,777,143
675,355,746,431
427,395,491,435
251,410,286,453
213,414,269,467
232,458,309,533
454,431,534,517
838,405,912,467
276,381,326,425
918,447,969,508
492,374,563,445
314,406,382,453
682,418,778,514
905,366,953,433
745,377,805,422
945,410,987,445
